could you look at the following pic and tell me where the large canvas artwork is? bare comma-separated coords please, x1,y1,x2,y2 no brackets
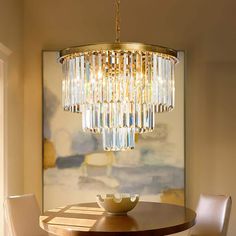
43,51,185,211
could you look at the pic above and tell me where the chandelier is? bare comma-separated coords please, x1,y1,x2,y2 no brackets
59,0,178,151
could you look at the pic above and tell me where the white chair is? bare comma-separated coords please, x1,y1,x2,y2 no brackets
4,194,49,236
189,194,232,236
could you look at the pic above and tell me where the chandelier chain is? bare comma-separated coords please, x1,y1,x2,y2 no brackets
115,0,121,43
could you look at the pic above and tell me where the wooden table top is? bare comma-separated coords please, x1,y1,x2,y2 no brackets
40,202,196,236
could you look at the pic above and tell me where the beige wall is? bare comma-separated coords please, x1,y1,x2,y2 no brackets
0,0,24,195
23,0,236,235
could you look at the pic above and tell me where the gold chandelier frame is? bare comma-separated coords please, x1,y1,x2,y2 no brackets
59,42,177,62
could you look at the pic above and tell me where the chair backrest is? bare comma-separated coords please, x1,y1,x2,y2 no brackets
4,194,48,236
189,194,232,236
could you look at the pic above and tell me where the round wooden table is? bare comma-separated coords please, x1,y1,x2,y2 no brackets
40,202,196,236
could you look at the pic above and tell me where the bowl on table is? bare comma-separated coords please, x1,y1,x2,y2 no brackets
96,193,139,215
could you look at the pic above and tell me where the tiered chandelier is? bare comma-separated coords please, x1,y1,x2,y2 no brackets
59,0,178,151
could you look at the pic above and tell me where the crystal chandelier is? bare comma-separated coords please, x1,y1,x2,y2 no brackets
59,0,178,151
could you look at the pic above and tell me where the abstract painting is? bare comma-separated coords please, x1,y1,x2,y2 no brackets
43,51,185,211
